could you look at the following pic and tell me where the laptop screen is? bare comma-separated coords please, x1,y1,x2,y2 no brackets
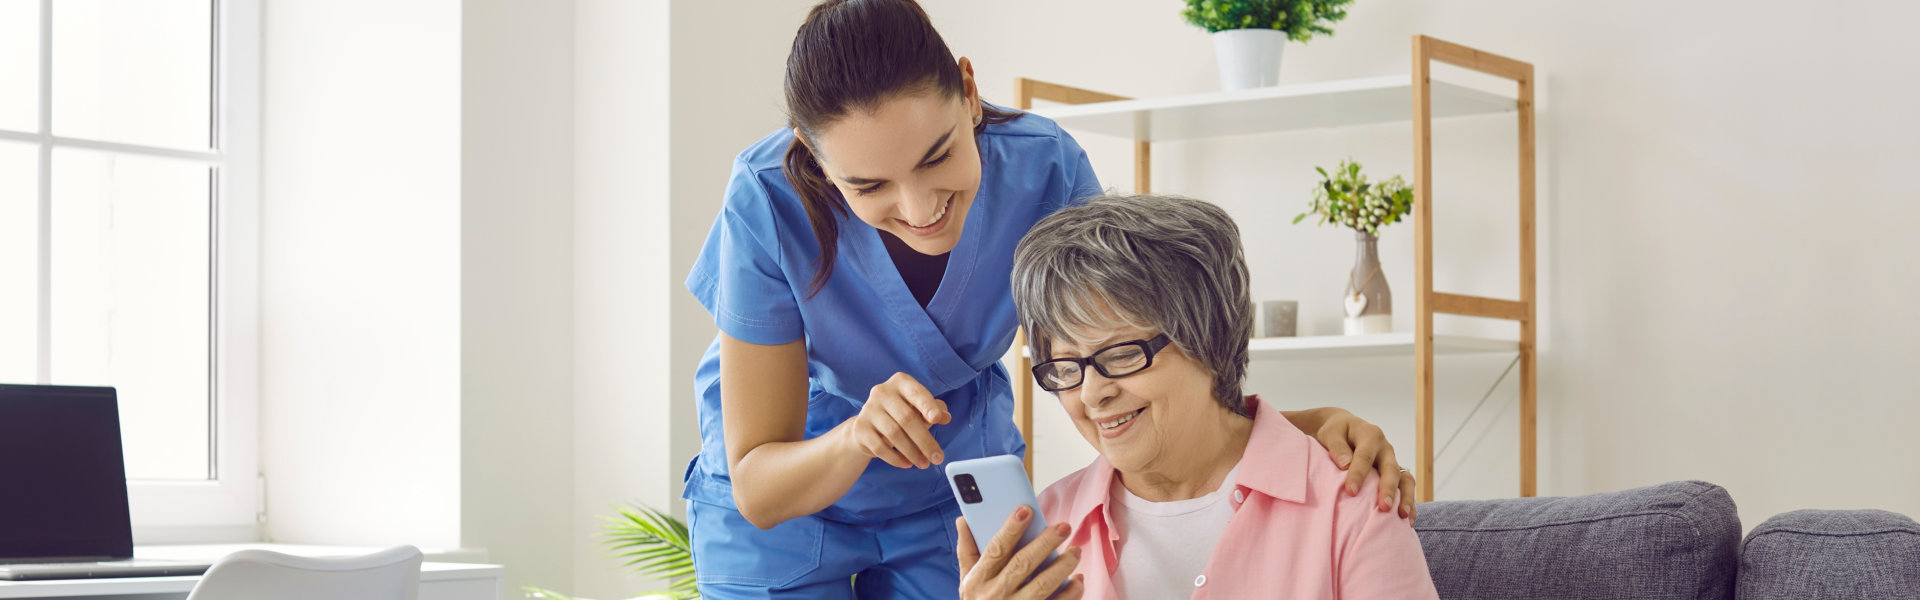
0,384,134,560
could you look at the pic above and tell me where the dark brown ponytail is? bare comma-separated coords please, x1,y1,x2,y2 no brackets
782,0,1021,298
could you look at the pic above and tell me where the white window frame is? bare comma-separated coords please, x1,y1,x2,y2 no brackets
0,0,261,541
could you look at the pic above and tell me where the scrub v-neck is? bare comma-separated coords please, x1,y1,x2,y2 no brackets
878,229,950,308
845,190,988,394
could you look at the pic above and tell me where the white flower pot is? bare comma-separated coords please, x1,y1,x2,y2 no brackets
1211,28,1288,91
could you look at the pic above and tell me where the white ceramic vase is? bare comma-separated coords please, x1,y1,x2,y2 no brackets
1211,28,1288,91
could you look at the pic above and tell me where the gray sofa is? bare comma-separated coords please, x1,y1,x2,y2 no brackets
1413,481,1920,600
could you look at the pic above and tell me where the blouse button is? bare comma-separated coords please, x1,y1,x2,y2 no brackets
1195,574,1207,587
1232,489,1246,503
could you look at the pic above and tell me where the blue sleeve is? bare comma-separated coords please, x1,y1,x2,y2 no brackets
1057,127,1103,210
685,161,806,345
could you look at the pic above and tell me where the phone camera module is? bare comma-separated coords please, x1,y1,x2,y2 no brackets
954,473,983,504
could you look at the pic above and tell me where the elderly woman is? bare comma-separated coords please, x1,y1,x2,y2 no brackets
956,194,1438,599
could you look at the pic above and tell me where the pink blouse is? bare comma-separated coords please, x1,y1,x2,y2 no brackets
1036,396,1439,599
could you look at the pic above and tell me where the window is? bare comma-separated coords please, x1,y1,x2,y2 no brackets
0,0,259,536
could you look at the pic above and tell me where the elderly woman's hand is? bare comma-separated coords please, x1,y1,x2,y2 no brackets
1304,408,1418,521
955,506,1084,600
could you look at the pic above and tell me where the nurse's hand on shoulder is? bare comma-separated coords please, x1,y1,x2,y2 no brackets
956,508,1084,600
1312,408,1420,521
843,372,952,469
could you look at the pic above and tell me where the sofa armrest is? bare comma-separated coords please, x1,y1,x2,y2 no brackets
1737,509,1920,600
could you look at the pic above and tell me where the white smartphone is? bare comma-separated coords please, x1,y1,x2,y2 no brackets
945,455,1058,572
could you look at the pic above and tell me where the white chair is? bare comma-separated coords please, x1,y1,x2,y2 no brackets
184,546,424,600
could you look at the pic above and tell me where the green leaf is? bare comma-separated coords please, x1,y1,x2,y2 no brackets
596,504,696,598
521,586,579,600
1181,0,1349,35
1310,157,1415,233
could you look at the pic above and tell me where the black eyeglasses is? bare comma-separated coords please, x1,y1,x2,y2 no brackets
1031,334,1172,392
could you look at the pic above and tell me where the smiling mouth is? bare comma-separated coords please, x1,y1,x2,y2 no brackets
898,195,953,232
1097,407,1146,430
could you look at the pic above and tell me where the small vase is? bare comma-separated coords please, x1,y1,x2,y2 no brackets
1211,29,1287,91
1343,230,1392,335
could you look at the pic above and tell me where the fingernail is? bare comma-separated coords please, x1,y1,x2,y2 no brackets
1015,505,1030,520
1054,523,1070,535
1336,454,1352,467
932,452,944,464
1347,483,1358,495
1069,546,1082,558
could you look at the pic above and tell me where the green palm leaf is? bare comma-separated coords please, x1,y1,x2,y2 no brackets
521,502,699,600
599,503,698,599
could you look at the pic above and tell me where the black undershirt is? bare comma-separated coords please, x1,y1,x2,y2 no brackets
878,230,950,308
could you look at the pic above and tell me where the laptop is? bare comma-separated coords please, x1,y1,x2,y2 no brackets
0,384,212,581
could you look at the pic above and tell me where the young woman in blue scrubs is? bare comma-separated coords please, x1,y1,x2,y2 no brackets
684,1,1418,597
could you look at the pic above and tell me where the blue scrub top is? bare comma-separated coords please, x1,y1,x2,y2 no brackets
684,111,1102,525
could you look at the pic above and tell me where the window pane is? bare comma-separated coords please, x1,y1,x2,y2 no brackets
0,142,33,384
53,0,212,150
52,148,210,481
0,0,35,132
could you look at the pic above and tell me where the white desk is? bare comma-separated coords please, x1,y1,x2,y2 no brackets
0,545,503,600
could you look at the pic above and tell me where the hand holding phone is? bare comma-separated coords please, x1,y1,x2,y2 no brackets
947,455,1084,599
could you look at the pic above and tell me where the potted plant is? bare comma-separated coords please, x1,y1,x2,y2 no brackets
1181,0,1353,90
1294,158,1413,334
525,504,696,600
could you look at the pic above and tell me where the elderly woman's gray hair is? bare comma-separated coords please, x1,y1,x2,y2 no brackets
1012,194,1253,416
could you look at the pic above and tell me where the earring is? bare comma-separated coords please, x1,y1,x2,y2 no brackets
973,114,982,126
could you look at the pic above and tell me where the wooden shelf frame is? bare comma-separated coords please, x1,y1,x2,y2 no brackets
1008,36,1537,503
1412,35,1538,503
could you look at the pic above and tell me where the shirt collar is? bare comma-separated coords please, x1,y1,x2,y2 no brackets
1233,395,1311,504
1060,394,1313,530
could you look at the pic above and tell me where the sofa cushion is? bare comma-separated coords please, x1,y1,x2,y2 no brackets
1737,509,1920,600
1413,480,1741,600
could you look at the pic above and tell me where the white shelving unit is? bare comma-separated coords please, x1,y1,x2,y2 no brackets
1247,333,1516,361
1032,74,1515,141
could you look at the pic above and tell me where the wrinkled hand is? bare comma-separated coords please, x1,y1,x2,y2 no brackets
956,507,1084,600
1314,410,1418,521
846,372,951,469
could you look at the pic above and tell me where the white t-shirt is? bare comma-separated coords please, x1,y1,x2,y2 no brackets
1109,462,1242,600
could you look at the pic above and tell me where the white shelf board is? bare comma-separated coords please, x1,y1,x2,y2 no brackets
1029,74,1515,142
1248,333,1515,360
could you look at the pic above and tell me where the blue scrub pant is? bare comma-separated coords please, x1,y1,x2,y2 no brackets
689,499,965,599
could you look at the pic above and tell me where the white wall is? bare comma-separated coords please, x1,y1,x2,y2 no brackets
260,0,464,548
570,0,674,597
265,2,582,594
462,0,576,595
933,0,1920,528
664,0,813,508
565,2,809,598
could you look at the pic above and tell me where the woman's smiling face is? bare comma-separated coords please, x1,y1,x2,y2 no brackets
806,91,983,256
1049,306,1223,475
